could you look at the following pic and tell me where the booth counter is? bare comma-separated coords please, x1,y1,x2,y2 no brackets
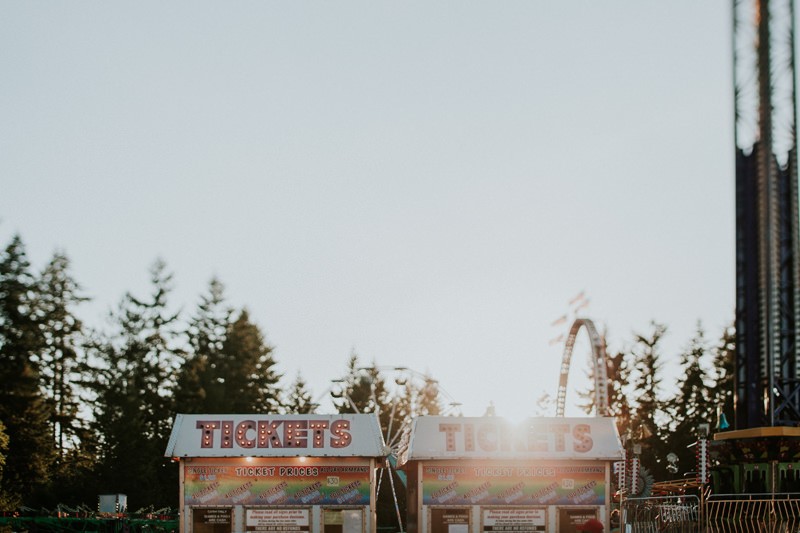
165,414,388,533
399,417,622,533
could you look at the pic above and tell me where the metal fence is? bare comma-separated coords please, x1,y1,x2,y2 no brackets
705,494,800,532
621,495,700,533
621,494,800,533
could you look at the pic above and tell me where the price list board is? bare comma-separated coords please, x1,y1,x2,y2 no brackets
193,508,233,533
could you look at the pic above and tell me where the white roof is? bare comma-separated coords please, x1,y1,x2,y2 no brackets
400,416,623,463
164,413,388,458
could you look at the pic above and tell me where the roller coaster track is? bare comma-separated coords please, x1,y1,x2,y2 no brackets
555,318,610,417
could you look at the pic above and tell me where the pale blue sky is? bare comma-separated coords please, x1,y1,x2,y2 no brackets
1,1,738,419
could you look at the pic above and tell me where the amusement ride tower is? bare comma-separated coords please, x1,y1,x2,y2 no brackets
734,0,800,429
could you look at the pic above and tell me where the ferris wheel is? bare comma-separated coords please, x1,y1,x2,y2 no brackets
322,365,461,532
327,365,461,449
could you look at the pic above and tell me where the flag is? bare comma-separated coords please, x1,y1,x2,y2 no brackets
550,314,568,327
569,291,586,306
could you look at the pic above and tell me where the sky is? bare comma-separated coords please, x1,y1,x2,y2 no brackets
0,1,739,421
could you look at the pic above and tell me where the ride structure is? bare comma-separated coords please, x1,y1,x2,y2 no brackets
706,0,800,497
733,0,800,430
555,318,610,418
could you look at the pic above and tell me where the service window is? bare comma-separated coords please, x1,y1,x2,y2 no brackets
557,508,598,533
192,507,233,533
323,508,364,533
482,508,546,532
245,508,311,533
430,507,470,533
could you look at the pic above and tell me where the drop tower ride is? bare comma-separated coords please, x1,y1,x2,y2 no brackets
734,0,800,429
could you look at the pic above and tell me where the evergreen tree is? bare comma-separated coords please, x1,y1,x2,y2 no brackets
664,324,715,478
0,235,54,507
575,330,632,436
283,372,316,414
628,322,668,479
174,278,232,414
214,309,281,413
333,355,393,427
174,282,281,415
0,420,13,510
82,260,181,508
711,325,735,430
532,391,554,417
413,375,443,417
36,252,87,462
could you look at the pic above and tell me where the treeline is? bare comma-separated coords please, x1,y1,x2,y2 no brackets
575,321,734,482
0,233,285,510
0,233,445,515
0,230,735,512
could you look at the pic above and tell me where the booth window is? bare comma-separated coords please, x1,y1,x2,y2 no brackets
323,508,364,533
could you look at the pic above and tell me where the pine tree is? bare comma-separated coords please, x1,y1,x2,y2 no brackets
0,420,13,510
575,330,632,436
283,372,316,414
629,322,668,479
174,278,232,414
333,356,392,425
82,259,181,508
215,309,281,413
664,324,715,477
711,325,735,429
0,235,55,507
36,252,87,462
413,375,443,417
605,350,633,435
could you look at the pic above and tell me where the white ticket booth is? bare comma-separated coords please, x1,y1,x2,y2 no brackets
165,414,388,533
399,417,623,533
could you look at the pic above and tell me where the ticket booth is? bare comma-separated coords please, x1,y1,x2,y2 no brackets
399,416,623,533
165,414,388,533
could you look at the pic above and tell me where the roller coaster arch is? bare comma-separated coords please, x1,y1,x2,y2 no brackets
555,318,610,417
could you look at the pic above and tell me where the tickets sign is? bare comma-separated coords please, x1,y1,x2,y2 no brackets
184,458,371,506
166,414,387,458
421,461,606,506
403,417,622,461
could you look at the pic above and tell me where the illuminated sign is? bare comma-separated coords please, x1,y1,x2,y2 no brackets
421,461,606,506
184,458,371,506
402,417,622,461
165,414,387,458
195,419,353,449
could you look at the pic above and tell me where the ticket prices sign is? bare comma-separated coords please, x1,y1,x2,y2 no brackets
422,462,605,506
185,459,371,506
246,509,310,532
482,509,546,532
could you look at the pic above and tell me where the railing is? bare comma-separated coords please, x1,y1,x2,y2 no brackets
621,495,701,533
705,494,800,532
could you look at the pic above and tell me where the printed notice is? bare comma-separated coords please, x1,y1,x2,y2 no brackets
246,509,310,533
